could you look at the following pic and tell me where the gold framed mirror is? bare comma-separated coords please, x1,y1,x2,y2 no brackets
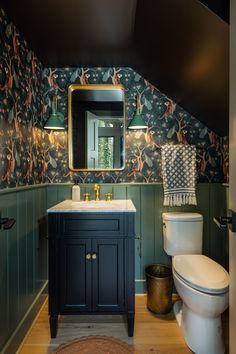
68,84,125,171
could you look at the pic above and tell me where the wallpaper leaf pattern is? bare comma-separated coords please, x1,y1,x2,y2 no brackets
42,67,229,184
0,8,229,189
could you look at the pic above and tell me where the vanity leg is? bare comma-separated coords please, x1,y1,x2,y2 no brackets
127,314,134,337
50,315,58,338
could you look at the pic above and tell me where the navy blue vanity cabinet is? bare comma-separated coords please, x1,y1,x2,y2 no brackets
48,212,135,338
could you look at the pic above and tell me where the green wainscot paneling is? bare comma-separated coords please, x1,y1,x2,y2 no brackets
51,183,229,294
209,184,229,269
0,182,228,350
0,185,48,352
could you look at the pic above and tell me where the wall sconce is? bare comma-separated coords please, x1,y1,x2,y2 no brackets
44,96,65,130
128,95,148,130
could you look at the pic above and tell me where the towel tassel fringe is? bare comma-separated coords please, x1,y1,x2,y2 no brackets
163,193,197,207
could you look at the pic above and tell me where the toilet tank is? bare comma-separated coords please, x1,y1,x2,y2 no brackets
162,212,203,256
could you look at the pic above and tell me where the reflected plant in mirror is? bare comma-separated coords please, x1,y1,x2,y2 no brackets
68,85,125,171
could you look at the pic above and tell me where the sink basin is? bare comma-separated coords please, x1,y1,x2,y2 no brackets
72,201,117,209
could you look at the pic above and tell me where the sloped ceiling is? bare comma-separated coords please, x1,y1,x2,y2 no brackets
199,0,229,22
0,0,229,136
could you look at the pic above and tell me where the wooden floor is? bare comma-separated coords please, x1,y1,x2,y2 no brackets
17,295,228,354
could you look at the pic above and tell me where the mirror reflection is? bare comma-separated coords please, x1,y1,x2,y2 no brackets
68,85,125,171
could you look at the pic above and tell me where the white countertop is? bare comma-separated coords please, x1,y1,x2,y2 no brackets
47,199,136,213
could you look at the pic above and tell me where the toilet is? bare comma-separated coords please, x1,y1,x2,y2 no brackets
162,212,229,354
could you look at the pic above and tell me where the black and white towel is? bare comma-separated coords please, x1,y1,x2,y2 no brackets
161,145,197,206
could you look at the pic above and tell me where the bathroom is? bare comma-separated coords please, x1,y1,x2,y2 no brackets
0,0,234,353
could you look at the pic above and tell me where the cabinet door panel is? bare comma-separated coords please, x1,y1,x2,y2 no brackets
60,239,92,312
92,239,124,312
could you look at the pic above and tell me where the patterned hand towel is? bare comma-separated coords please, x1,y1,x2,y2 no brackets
161,145,197,206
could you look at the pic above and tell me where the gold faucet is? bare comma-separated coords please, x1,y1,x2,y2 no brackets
94,184,100,201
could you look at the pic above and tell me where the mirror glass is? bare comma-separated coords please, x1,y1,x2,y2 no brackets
68,85,125,171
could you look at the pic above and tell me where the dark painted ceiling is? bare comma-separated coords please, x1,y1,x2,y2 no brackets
199,0,229,23
0,0,229,136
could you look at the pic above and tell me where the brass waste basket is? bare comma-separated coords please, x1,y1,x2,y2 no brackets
145,264,173,314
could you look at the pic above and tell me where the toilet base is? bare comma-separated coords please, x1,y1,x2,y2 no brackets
173,300,182,327
173,301,225,354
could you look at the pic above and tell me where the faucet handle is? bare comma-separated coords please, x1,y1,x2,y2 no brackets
94,183,100,190
83,193,90,202
105,193,112,202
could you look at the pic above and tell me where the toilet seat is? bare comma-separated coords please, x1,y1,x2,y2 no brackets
173,255,229,295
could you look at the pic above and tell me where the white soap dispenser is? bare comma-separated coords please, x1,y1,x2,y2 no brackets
72,180,80,201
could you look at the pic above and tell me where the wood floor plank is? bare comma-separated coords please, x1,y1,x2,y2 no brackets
17,295,228,354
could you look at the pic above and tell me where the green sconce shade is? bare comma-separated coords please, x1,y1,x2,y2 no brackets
128,96,148,130
128,109,148,129
44,111,65,130
44,96,65,130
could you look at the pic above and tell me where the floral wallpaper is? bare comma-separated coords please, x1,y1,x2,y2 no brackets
0,7,229,189
0,8,45,188
41,67,229,184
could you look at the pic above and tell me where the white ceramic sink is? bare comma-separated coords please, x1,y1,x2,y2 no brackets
47,199,136,213
71,200,118,209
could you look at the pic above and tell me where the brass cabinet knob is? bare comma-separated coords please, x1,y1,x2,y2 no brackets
83,193,90,202
105,193,112,202
92,253,97,260
86,253,91,260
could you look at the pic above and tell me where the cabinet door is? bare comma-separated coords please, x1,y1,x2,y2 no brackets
60,239,92,312
92,239,124,312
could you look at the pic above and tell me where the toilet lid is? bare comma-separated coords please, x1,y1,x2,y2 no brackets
173,255,229,294
162,212,203,221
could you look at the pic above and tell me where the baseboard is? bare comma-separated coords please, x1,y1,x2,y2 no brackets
2,281,48,354
135,279,146,294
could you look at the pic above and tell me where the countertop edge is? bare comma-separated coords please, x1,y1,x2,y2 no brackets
47,199,136,213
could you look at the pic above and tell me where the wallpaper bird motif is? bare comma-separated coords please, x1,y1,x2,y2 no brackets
41,67,229,184
0,8,46,188
0,7,229,189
